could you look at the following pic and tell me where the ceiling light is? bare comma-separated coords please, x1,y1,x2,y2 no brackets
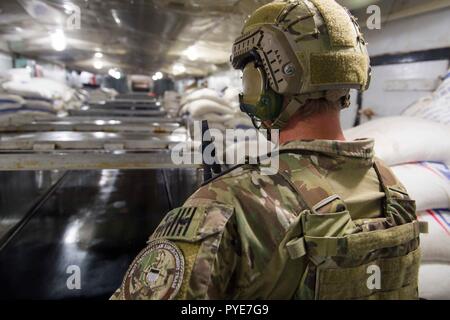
108,68,121,79
152,71,163,81
111,9,121,25
94,52,103,58
172,63,186,75
93,60,103,70
184,46,199,61
50,29,67,51
62,3,75,14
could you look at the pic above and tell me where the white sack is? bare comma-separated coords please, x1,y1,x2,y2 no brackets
222,87,241,109
419,263,450,300
0,94,24,110
345,116,450,165
224,114,254,129
192,113,234,123
181,88,231,108
2,77,75,102
403,69,450,125
417,209,450,263
391,162,450,211
181,99,234,117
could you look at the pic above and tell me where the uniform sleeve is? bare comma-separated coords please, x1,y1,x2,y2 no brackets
185,213,240,299
110,199,240,300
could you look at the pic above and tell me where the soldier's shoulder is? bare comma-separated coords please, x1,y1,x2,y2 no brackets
187,162,294,206
373,157,410,197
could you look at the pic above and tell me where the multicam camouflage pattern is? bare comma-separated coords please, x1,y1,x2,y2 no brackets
112,138,424,300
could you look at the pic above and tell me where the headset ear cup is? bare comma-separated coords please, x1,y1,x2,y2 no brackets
240,88,283,121
239,61,284,122
257,87,283,120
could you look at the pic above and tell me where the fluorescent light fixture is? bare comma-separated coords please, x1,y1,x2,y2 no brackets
111,9,121,25
108,68,121,79
152,71,163,81
62,3,75,14
94,52,103,58
172,63,186,75
50,29,67,51
93,60,103,70
184,46,199,61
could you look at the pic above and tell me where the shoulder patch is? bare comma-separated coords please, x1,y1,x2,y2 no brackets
152,207,201,240
150,205,234,242
121,240,184,300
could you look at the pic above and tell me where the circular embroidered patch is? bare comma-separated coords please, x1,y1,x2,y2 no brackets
122,240,185,300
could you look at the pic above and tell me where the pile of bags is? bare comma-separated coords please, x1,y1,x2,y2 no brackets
176,87,268,165
402,69,450,125
345,71,450,299
86,87,118,103
179,87,253,131
0,93,56,125
0,94,24,112
0,68,85,118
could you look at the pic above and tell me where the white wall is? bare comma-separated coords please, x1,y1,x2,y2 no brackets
362,60,448,119
365,7,450,56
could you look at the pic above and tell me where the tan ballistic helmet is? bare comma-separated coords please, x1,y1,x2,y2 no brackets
231,0,371,129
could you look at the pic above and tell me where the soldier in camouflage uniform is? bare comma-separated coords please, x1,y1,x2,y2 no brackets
112,0,426,300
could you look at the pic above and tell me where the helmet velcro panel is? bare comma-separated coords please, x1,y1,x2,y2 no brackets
310,52,368,89
309,0,357,48
242,1,287,34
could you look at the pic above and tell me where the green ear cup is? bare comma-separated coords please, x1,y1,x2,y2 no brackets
240,86,283,121
239,62,284,121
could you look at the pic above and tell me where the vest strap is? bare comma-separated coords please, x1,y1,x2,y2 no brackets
286,237,307,259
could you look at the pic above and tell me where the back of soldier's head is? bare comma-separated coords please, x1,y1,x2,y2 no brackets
231,0,371,129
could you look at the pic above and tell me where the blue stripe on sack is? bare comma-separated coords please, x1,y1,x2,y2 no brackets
22,107,56,114
0,108,21,114
420,162,450,181
444,71,450,80
435,209,450,228
25,97,53,103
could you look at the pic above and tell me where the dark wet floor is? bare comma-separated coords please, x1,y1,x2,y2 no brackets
0,169,200,300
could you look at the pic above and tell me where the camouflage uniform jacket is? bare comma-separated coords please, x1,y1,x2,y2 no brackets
111,138,416,300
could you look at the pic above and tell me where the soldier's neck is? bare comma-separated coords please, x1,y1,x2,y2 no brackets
279,110,346,144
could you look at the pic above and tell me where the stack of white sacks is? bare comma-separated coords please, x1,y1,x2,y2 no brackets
0,68,85,124
86,87,118,103
345,69,450,300
179,87,263,164
179,87,253,131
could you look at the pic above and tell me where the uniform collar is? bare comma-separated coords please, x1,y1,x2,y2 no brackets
279,138,375,159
